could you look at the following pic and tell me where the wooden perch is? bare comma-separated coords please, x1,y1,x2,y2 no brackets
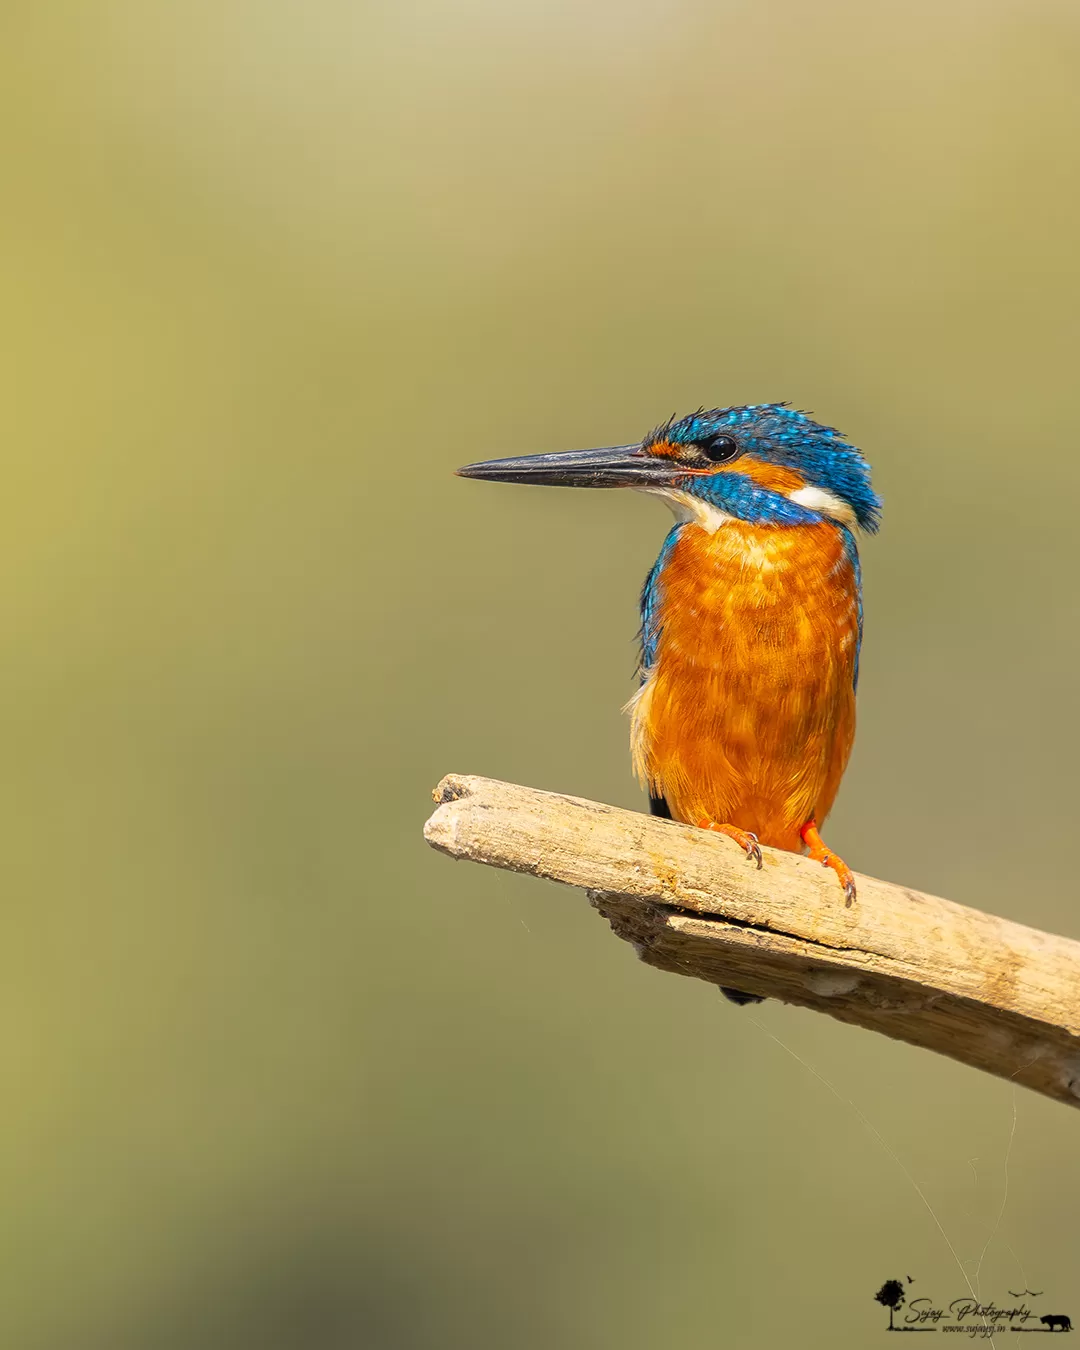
425,773,1080,1108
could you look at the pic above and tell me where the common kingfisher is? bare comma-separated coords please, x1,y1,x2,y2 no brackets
458,404,880,1003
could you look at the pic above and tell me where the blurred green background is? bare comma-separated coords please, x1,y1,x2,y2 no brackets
3,0,1079,1345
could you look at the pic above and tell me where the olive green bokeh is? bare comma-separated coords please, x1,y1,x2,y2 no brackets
3,2,1080,1345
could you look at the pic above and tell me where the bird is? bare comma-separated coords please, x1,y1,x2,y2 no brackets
458,403,881,1004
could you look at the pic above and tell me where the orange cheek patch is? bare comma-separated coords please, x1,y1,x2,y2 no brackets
735,458,805,493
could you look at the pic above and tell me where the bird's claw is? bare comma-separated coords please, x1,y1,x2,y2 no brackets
800,819,857,906
698,820,763,870
814,852,857,906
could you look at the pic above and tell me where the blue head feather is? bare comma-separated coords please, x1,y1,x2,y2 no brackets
654,403,882,532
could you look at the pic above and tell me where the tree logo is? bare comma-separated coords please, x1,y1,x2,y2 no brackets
874,1280,907,1331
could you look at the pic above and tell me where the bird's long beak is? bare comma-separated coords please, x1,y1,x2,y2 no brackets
456,444,674,488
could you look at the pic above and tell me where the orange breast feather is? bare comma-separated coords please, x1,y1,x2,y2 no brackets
630,521,859,851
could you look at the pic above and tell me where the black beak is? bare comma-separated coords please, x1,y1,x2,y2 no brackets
456,444,675,488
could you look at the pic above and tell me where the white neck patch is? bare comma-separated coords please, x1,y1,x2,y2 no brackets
637,486,732,532
787,485,857,526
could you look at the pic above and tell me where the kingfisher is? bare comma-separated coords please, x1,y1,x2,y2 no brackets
458,403,880,1003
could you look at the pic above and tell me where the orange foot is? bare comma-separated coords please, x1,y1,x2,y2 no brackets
698,819,763,870
800,820,856,906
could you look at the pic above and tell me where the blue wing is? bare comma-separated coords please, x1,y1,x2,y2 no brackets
839,525,864,691
639,524,681,676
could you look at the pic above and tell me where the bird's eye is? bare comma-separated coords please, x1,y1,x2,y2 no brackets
697,434,741,463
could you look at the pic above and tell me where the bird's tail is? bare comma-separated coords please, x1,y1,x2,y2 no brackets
720,986,765,1006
